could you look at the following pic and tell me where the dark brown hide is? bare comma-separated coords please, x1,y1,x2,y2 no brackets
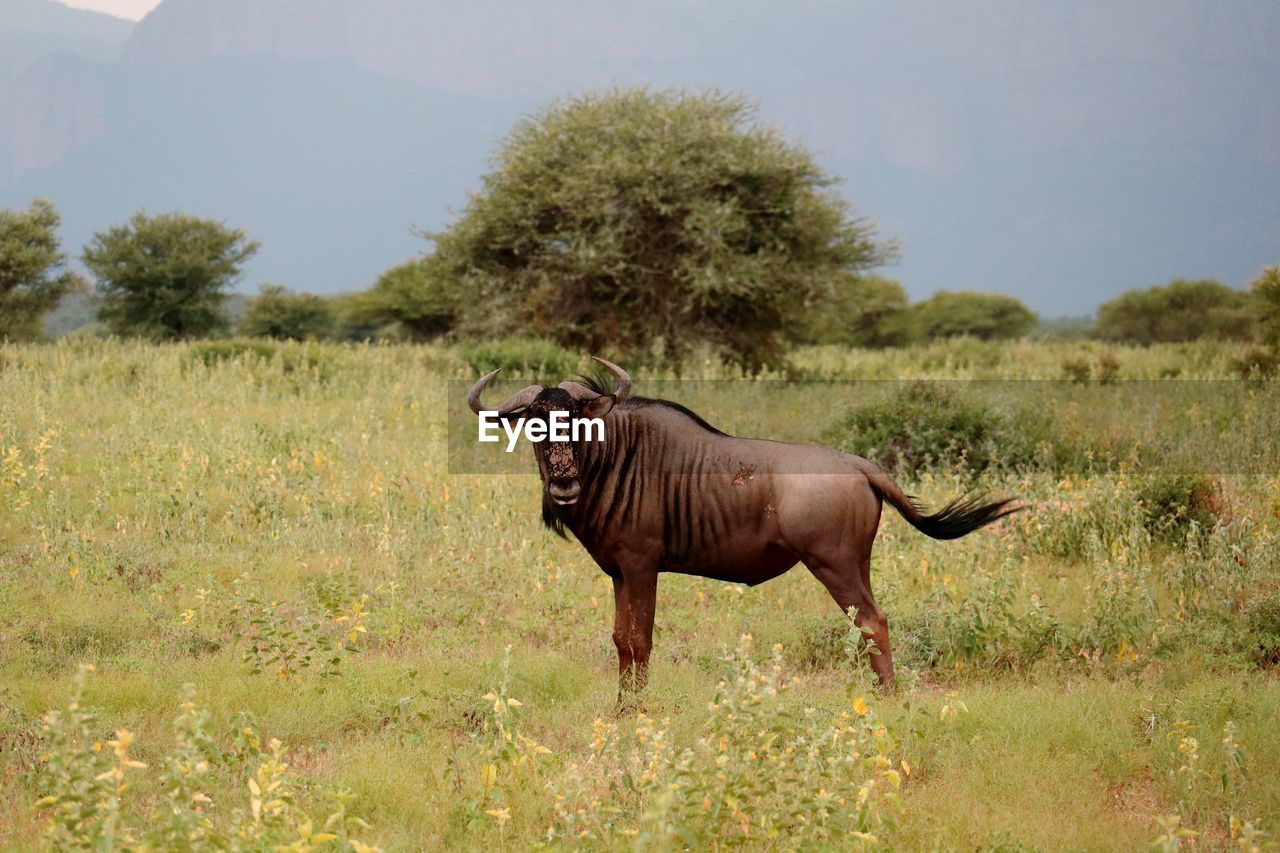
467,364,1018,694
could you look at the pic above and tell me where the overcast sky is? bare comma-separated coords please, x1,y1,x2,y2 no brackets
61,0,159,20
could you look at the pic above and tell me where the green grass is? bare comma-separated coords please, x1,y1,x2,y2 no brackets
1,338,1278,850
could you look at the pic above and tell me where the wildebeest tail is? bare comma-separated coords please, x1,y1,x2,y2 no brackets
856,460,1021,540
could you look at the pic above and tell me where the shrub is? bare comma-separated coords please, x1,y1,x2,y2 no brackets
239,284,336,340
900,564,1059,672
787,614,850,671
457,337,581,379
1251,265,1280,348
183,339,279,368
1061,357,1092,383
547,636,903,846
791,274,910,347
819,381,1069,479
1095,279,1254,345
898,291,1038,343
1059,353,1121,383
1136,471,1225,541
1232,346,1279,380
1243,594,1280,668
341,259,456,341
33,667,377,849
1074,561,1160,664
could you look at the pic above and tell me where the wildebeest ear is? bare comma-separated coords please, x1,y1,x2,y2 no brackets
583,395,614,419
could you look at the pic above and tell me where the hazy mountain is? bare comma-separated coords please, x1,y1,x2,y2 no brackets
0,0,129,91
2,0,1278,314
0,0,131,176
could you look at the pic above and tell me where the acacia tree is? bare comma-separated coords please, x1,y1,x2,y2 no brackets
0,199,82,340
427,89,892,370
83,212,259,340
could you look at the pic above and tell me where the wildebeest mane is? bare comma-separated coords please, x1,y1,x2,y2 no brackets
578,374,725,436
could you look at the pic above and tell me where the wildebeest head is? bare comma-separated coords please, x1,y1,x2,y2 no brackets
467,356,630,507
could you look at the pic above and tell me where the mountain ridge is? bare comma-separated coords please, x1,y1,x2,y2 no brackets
2,0,1277,314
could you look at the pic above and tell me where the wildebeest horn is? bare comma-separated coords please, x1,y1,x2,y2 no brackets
557,381,600,400
591,356,630,403
467,368,543,415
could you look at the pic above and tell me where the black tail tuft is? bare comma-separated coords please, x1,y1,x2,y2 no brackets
907,493,1022,540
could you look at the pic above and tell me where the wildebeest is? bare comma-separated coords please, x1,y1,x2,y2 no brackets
467,357,1018,692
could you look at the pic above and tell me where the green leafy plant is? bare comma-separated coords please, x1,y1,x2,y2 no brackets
547,636,904,847
821,380,1072,478
33,668,380,850
1136,470,1224,542
33,664,135,849
239,284,336,341
456,337,581,378
228,574,372,681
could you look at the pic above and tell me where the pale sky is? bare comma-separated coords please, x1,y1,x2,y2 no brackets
60,0,162,20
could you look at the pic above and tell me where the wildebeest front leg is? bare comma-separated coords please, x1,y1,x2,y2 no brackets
611,565,658,700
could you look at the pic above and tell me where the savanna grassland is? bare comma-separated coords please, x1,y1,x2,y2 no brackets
1,338,1278,851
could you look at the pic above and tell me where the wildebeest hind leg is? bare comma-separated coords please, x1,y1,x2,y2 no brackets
804,556,895,689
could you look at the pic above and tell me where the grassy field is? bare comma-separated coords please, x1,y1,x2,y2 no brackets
1,338,1278,850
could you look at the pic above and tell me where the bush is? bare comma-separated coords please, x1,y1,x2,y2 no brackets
901,565,1059,672
457,337,581,378
1135,471,1225,541
1232,346,1279,380
547,637,903,846
1243,594,1280,668
341,259,456,341
819,381,1068,479
1060,352,1121,383
1252,265,1280,348
898,291,1037,343
33,666,377,849
239,284,335,340
184,339,279,368
791,275,910,347
1095,279,1253,345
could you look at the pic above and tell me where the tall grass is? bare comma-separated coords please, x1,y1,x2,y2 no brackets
0,337,1276,849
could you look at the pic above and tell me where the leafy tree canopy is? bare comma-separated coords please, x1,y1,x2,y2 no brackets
1094,278,1253,346
83,211,259,340
427,88,893,370
1250,265,1280,348
239,284,335,341
901,290,1037,342
791,274,909,348
341,259,455,341
0,199,82,340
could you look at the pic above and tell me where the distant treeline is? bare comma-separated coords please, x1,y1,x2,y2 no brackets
10,203,1280,364
3,88,1278,377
